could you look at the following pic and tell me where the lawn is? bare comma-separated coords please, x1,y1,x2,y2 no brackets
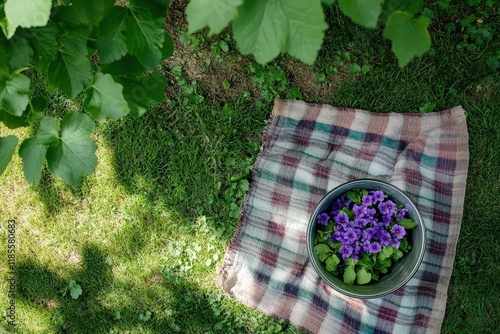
1,1,499,333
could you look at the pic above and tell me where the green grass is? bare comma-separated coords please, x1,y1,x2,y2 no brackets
1,1,499,333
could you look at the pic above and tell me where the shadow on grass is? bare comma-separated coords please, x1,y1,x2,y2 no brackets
14,243,225,333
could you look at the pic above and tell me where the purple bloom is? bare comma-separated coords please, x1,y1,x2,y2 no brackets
353,204,368,217
362,195,374,206
332,199,343,211
317,213,330,226
381,215,392,226
391,224,406,239
344,220,355,229
329,210,340,219
368,242,382,254
378,200,397,216
372,190,386,203
335,213,349,225
379,230,392,247
391,238,401,249
363,240,372,251
396,208,409,221
339,244,353,260
343,229,358,244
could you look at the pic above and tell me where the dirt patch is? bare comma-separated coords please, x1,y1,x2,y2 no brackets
163,0,340,103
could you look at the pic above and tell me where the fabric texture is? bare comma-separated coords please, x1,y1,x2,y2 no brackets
217,100,469,334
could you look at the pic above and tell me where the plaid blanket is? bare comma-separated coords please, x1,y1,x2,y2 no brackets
217,100,470,334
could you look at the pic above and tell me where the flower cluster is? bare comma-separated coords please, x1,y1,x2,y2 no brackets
317,190,408,261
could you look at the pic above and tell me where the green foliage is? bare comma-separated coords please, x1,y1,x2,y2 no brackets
64,280,83,300
0,0,173,186
0,134,16,173
185,0,431,66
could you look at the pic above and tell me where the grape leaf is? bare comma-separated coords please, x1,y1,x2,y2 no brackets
48,36,92,98
0,106,28,129
356,267,372,284
70,0,115,24
233,0,328,64
125,0,167,69
36,117,59,144
338,0,383,29
383,11,431,67
3,0,52,38
19,138,47,184
46,112,97,187
4,35,33,72
96,7,129,64
186,0,244,36
83,73,130,120
0,135,17,174
118,72,167,118
28,23,60,72
0,73,30,116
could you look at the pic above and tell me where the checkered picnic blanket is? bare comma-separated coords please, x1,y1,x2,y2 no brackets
217,100,470,334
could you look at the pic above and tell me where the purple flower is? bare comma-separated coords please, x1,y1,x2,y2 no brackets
329,210,340,219
339,244,353,260
378,200,397,216
391,224,406,239
368,242,382,254
353,204,368,217
363,240,372,251
335,213,349,225
381,215,392,226
379,230,392,247
391,238,401,249
317,213,330,226
343,229,358,244
332,199,343,211
362,195,374,206
372,190,386,203
344,220,355,229
396,208,409,221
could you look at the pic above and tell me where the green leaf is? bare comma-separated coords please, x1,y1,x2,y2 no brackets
48,36,92,98
0,73,31,116
3,0,52,38
338,0,383,29
377,246,394,261
101,55,147,78
161,33,174,60
96,7,129,64
391,248,404,261
83,73,130,121
118,72,167,118
125,0,167,69
383,11,431,67
384,0,424,16
187,0,243,35
233,0,328,65
3,35,33,72
19,138,47,184
314,243,333,262
325,254,340,272
321,0,335,5
36,117,59,144
67,280,82,299
343,262,356,284
27,23,60,72
46,112,97,187
346,190,361,204
0,107,28,129
397,218,418,229
356,267,372,284
0,135,17,174
70,0,115,24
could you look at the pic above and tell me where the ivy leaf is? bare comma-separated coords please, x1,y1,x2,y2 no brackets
397,218,418,229
83,73,130,121
19,138,47,184
119,72,167,118
3,0,52,38
48,36,92,98
186,0,244,36
28,23,60,72
338,0,383,29
356,267,372,284
383,11,431,67
343,262,356,284
233,0,328,64
0,73,31,116
0,135,17,175
46,112,97,188
325,254,340,272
